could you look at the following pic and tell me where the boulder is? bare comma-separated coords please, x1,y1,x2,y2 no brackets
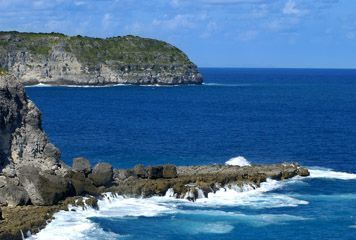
0,181,30,207
113,169,134,180
72,157,91,175
17,165,73,206
147,166,163,179
133,164,147,178
163,165,177,178
69,171,99,196
89,163,113,186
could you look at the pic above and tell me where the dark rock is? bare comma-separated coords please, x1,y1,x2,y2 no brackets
147,166,163,179
72,157,91,175
133,164,147,178
84,197,99,210
17,165,73,206
297,167,310,177
69,171,99,196
89,163,113,186
163,165,177,179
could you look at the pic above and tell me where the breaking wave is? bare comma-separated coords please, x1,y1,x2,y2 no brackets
308,167,356,180
203,83,252,87
225,156,251,166
28,176,309,240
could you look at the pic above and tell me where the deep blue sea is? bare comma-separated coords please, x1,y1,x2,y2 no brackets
26,68,356,240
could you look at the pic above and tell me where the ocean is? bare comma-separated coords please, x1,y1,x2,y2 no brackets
26,68,356,239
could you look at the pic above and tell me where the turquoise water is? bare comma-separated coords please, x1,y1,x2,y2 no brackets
26,68,356,239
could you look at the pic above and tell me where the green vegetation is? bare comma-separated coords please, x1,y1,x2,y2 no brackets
0,31,193,68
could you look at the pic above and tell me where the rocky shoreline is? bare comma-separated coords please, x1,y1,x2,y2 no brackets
0,160,310,240
0,74,309,239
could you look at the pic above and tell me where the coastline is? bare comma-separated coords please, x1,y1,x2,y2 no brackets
0,162,310,239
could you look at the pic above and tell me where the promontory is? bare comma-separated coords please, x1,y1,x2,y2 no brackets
0,31,202,86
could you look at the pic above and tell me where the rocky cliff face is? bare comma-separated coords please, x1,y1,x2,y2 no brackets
0,74,69,206
0,32,203,85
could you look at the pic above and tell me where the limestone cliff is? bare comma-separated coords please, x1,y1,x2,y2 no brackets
0,74,69,206
0,31,203,85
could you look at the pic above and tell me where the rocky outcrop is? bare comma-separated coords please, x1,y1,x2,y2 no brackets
110,162,309,201
0,76,116,206
0,74,69,206
0,31,203,85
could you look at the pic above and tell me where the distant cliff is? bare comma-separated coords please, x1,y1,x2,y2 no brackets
0,31,202,85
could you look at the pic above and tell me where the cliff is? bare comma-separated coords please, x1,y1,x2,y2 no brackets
0,31,203,85
0,73,70,207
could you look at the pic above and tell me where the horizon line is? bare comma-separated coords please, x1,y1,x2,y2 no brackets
198,66,356,70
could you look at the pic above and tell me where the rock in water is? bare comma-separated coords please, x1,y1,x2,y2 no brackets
0,74,70,206
89,163,113,186
72,157,91,175
0,31,203,86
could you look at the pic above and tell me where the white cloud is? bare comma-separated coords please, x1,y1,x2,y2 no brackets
283,0,306,16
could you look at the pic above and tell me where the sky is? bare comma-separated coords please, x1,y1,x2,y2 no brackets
0,0,355,68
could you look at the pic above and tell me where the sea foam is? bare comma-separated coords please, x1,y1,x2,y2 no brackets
28,176,309,239
308,168,356,180
193,178,308,208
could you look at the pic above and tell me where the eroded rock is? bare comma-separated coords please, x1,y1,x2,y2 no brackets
72,157,91,175
0,74,70,206
89,163,113,186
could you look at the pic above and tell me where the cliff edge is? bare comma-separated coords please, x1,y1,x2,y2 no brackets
0,31,203,85
0,73,70,207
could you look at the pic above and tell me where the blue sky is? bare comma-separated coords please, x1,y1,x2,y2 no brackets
1,0,355,68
